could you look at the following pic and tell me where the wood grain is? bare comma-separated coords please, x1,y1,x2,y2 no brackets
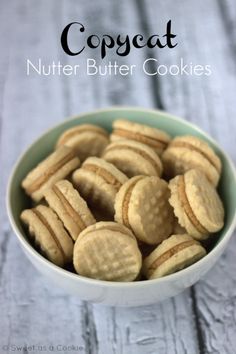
146,1,236,353
0,0,235,353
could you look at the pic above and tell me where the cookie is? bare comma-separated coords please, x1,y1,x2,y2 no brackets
56,124,109,162
22,146,80,202
102,140,163,178
142,234,206,279
43,180,95,241
110,119,171,155
21,205,73,267
73,222,142,281
169,169,224,240
72,157,128,216
115,176,174,244
162,135,221,186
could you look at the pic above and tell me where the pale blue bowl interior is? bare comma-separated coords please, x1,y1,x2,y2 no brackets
9,108,236,256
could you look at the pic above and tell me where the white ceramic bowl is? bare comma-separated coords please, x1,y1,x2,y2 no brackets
7,107,236,306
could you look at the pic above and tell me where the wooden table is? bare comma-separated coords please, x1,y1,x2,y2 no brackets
1,1,236,353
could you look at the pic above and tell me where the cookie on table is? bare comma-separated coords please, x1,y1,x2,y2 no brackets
43,180,95,241
142,234,206,279
21,205,73,267
102,140,163,178
22,146,80,202
73,222,142,281
110,119,171,155
169,169,224,240
72,157,128,216
115,176,174,244
56,124,109,162
162,135,222,186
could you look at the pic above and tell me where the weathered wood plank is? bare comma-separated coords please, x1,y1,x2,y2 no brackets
146,0,236,155
217,0,236,59
146,1,236,353
0,1,88,351
0,1,12,150
93,295,199,354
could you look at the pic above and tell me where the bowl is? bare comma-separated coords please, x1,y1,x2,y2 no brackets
6,107,236,306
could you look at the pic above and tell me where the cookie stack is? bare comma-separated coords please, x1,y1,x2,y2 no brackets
20,120,224,282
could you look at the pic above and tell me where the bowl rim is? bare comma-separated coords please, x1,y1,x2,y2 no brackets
6,106,236,288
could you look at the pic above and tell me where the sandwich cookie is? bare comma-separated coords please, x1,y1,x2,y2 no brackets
102,140,163,178
43,180,96,241
56,124,109,162
115,176,174,244
142,234,206,279
73,222,142,281
72,157,128,216
22,146,80,202
111,119,171,155
21,205,73,267
162,135,221,186
169,169,224,240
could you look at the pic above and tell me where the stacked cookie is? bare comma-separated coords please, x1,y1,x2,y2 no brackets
20,120,224,282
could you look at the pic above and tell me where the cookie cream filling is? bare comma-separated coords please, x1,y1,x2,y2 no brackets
148,239,199,275
121,176,145,230
27,151,77,194
178,175,208,234
82,163,123,190
32,208,66,262
58,126,108,146
113,128,168,149
52,185,86,232
169,141,220,173
104,145,162,175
